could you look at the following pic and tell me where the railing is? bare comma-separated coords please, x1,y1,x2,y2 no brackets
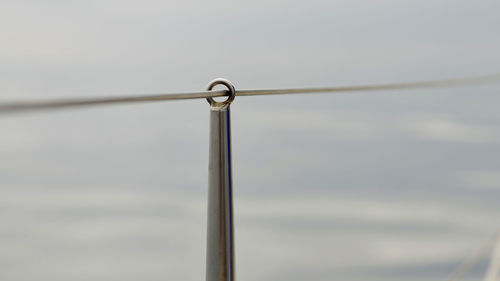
2,74,500,281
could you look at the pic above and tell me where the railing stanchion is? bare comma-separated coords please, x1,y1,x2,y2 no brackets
205,78,236,281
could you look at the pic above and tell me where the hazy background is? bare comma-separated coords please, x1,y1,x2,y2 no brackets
1,0,500,280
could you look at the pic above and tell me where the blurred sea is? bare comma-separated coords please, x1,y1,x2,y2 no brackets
1,0,500,280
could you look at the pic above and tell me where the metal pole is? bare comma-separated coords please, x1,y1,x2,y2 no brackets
484,235,500,281
206,79,236,281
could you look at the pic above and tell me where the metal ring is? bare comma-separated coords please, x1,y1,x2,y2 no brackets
206,78,236,106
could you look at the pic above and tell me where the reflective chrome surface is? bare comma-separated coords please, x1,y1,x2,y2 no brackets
206,79,235,281
206,78,236,107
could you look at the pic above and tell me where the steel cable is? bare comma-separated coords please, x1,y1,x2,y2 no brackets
1,74,499,114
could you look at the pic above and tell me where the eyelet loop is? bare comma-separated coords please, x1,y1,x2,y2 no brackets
206,78,236,107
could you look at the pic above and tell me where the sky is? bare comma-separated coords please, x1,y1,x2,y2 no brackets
1,1,500,281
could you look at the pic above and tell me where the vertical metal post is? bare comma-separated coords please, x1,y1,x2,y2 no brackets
206,79,236,281
484,235,500,281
